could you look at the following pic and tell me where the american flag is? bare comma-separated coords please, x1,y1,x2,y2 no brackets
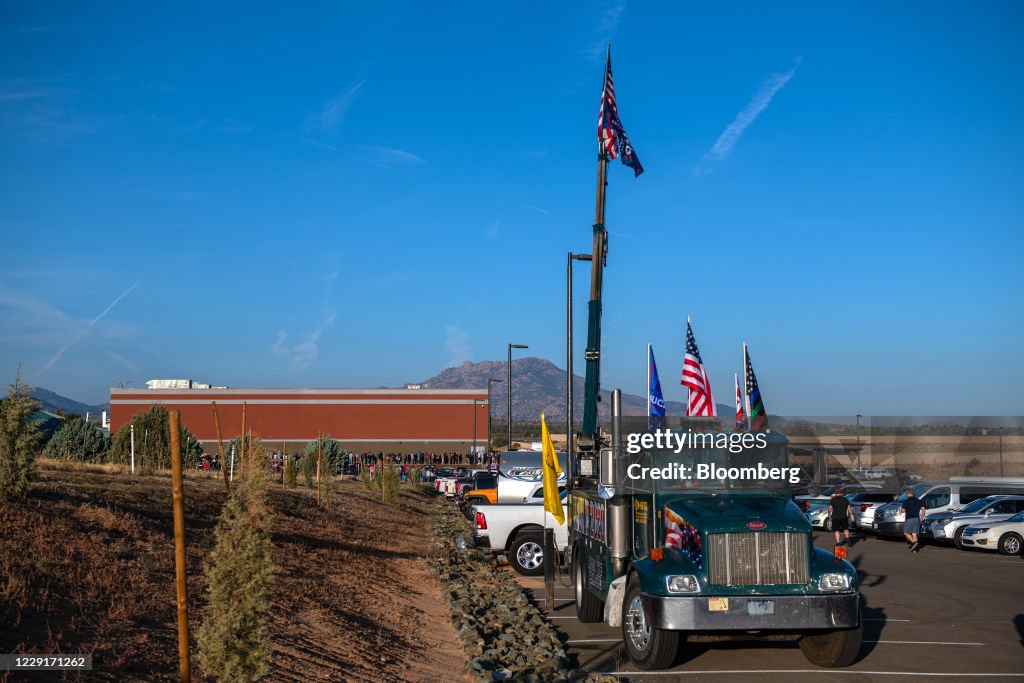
734,373,746,428
597,48,644,177
681,319,716,417
744,344,768,430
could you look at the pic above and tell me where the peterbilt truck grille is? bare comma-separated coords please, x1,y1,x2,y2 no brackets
707,532,809,585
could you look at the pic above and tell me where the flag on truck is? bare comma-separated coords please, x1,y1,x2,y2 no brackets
598,47,644,177
734,373,746,429
744,343,768,430
540,414,565,525
648,344,667,430
681,318,716,417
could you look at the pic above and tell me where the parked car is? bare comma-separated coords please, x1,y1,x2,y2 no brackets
470,485,568,575
794,483,881,512
960,510,1024,555
806,504,832,530
849,491,899,531
922,495,1024,548
873,477,1024,537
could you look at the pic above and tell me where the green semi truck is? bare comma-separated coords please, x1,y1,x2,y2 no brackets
567,390,862,670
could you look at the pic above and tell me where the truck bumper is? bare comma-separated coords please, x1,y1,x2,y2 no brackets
641,592,859,631
470,532,490,549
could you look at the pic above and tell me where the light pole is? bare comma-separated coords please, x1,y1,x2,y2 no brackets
508,343,528,451
568,252,592,482
487,378,502,453
472,398,478,457
856,414,863,470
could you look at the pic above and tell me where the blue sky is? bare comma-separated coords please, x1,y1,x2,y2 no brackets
1,1,1022,414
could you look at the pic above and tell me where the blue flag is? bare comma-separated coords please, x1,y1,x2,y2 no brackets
648,345,667,430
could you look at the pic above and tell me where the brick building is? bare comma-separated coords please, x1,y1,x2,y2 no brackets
109,387,489,454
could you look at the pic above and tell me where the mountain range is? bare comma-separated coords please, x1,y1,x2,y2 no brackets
418,357,732,422
28,387,109,417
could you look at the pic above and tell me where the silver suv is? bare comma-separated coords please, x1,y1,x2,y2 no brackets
921,495,1024,548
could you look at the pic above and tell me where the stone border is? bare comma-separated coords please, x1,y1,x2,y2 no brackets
428,496,620,683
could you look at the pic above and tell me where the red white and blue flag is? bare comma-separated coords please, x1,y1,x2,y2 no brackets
681,319,716,417
598,47,644,177
735,373,746,428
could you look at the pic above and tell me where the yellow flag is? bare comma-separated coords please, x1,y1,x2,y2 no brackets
541,414,565,525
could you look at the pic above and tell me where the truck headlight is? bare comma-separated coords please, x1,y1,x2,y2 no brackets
666,575,700,594
818,573,851,592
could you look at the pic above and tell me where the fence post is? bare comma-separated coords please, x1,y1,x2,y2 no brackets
169,411,191,683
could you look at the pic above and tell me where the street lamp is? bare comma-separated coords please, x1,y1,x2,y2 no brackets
487,378,502,453
472,398,478,457
508,343,528,451
567,252,592,481
856,414,863,470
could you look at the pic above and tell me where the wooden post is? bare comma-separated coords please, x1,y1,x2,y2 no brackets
211,402,230,496
247,429,252,472
240,402,247,477
169,411,191,683
316,431,323,507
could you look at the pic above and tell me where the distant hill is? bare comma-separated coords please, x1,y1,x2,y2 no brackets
417,357,733,423
28,387,108,417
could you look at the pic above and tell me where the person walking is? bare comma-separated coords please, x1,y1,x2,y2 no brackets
901,488,927,552
829,490,855,546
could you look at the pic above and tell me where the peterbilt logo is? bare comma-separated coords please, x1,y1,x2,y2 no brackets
747,520,766,530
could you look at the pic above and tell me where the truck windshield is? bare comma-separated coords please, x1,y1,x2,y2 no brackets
651,444,794,494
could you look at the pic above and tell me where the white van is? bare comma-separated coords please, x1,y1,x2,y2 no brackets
872,477,1024,537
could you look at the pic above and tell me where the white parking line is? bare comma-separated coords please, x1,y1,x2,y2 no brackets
602,670,1023,677
866,640,983,646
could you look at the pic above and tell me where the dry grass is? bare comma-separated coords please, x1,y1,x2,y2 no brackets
1,464,465,682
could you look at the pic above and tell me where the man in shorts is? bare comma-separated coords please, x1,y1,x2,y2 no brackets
901,488,927,552
829,490,855,546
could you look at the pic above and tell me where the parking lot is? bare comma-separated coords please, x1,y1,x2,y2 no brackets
509,531,1024,681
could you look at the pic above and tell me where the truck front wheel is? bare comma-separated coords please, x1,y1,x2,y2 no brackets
622,580,679,670
798,607,862,667
573,549,603,623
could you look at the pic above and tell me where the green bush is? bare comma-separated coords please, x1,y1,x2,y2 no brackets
409,467,421,486
43,416,109,463
360,466,374,492
0,372,42,499
196,440,273,682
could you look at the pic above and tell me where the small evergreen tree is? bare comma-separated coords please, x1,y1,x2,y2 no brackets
44,416,110,462
409,466,421,486
283,456,297,488
109,405,202,471
303,436,346,475
196,439,273,682
378,464,400,502
301,453,316,489
360,466,374,492
0,370,43,499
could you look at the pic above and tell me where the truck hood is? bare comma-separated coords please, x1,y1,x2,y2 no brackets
665,493,810,534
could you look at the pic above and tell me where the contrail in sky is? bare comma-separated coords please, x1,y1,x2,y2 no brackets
693,59,801,175
37,281,139,375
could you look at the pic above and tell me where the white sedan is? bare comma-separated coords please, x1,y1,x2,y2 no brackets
960,510,1024,555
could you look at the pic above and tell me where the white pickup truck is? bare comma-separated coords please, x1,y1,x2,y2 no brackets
470,484,568,576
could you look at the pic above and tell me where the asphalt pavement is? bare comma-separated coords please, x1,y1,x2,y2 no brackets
509,530,1024,681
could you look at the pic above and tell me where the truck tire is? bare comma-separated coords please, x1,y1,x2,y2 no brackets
952,526,966,550
509,533,545,576
622,579,679,670
798,605,862,667
998,532,1022,556
573,549,603,623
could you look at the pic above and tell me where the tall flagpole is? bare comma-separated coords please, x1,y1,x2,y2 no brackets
646,343,651,431
581,144,608,439
743,342,752,431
